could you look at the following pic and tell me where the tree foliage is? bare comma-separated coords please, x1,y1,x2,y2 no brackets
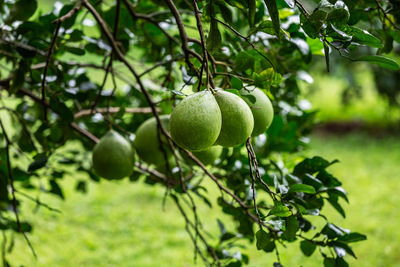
1,0,397,265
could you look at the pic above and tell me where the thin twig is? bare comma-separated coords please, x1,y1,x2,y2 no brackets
122,0,180,44
15,190,61,213
246,138,262,229
164,0,200,77
212,16,276,69
90,57,113,113
52,2,82,24
41,22,61,121
74,107,156,119
192,0,215,90
246,139,277,201
375,0,400,30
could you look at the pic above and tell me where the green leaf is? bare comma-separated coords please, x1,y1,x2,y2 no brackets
336,257,349,267
337,232,367,243
328,241,357,258
255,229,275,251
356,55,400,70
293,156,332,177
7,0,38,23
49,179,64,199
49,97,74,123
217,3,233,24
327,195,346,218
322,223,349,239
64,46,86,56
288,184,316,194
231,77,243,90
323,257,335,267
282,216,299,241
342,26,383,48
207,18,222,52
248,0,256,28
327,1,350,26
300,240,316,256
269,203,292,217
59,4,79,29
300,10,328,39
28,154,48,173
263,0,280,37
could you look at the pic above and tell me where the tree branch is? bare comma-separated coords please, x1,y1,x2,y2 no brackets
192,0,215,90
164,0,200,77
74,107,156,119
41,22,61,121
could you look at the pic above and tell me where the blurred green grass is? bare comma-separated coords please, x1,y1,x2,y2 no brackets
301,63,400,125
5,134,400,267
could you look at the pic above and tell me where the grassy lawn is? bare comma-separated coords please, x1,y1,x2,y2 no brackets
5,133,400,267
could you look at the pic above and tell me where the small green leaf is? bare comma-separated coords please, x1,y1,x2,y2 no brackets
288,184,316,194
49,179,64,199
255,229,275,251
263,0,281,37
7,0,38,23
269,203,292,217
356,55,400,70
64,46,86,56
342,26,383,48
327,1,350,26
248,0,256,28
49,97,74,122
300,240,316,256
231,77,243,90
207,18,222,52
28,154,48,173
323,257,335,267
283,216,299,241
337,232,367,243
328,241,357,258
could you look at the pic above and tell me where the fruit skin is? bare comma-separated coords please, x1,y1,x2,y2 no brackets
92,130,135,180
240,88,274,136
184,146,223,166
134,115,171,166
214,90,254,147
170,91,222,151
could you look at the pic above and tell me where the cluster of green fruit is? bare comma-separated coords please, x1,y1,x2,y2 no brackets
92,88,273,180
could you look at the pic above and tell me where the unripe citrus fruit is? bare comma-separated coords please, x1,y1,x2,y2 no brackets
170,91,222,151
92,130,135,180
240,88,274,136
214,90,254,147
134,115,171,166
184,146,223,166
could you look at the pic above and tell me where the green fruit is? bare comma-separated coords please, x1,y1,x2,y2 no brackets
92,130,135,180
241,88,274,136
134,115,172,166
214,90,254,147
170,91,222,151
185,146,223,166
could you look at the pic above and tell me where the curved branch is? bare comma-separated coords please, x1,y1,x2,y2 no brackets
164,0,200,77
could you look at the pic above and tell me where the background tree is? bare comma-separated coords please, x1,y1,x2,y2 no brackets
1,0,399,266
